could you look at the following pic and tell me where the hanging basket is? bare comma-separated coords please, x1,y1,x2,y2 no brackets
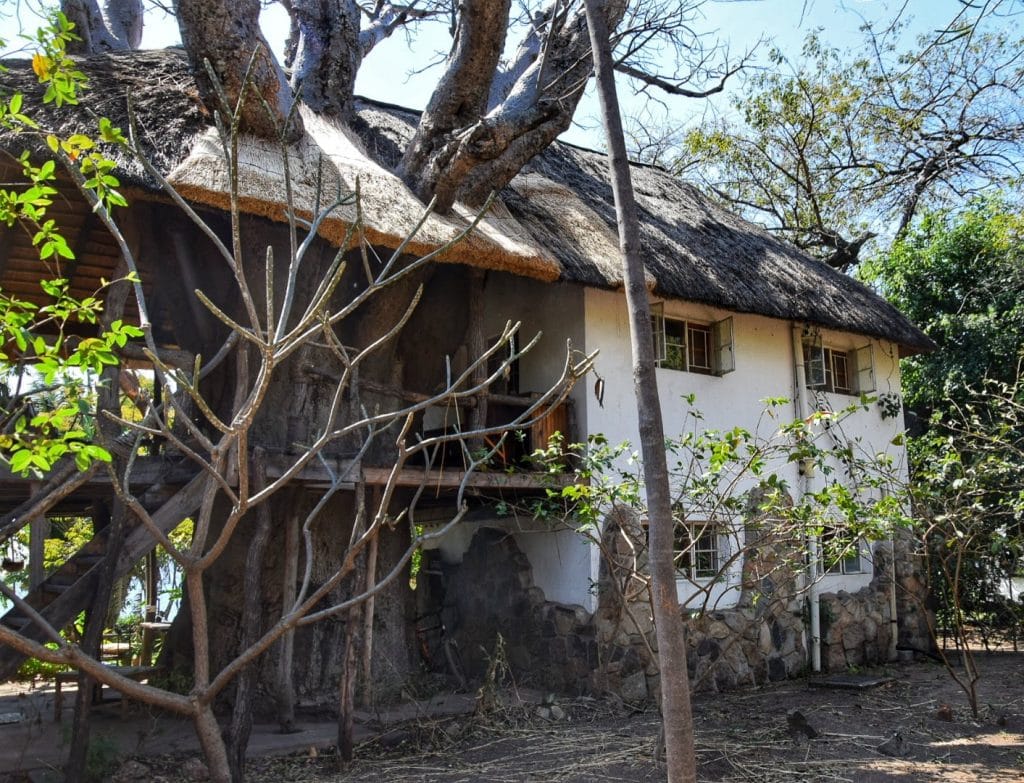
2,557,25,572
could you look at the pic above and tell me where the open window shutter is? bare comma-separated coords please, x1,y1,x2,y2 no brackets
711,316,735,375
854,343,875,393
804,340,826,388
651,301,666,363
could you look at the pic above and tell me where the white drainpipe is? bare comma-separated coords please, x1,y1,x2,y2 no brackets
791,324,822,672
888,535,900,660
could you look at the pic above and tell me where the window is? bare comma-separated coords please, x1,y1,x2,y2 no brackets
652,304,734,376
674,521,723,580
820,529,868,575
803,340,875,395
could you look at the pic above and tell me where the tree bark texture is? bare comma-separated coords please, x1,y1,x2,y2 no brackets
226,454,274,783
400,0,627,212
174,0,297,139
582,2,697,781
287,0,361,120
62,0,142,53
397,0,512,206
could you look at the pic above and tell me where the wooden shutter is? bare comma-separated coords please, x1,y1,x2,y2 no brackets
651,301,666,363
711,316,735,375
853,343,875,393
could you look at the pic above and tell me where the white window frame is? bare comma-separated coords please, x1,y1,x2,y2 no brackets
674,519,726,581
820,530,870,576
804,338,875,396
652,303,735,376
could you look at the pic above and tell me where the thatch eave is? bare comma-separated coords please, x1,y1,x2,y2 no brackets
0,49,934,356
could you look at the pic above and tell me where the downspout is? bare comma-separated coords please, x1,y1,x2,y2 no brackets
791,324,822,672
888,534,900,661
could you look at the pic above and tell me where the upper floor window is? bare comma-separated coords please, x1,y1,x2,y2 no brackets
803,339,875,396
652,304,734,376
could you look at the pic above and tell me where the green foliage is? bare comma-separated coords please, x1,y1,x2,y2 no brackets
527,398,909,579
0,12,141,478
911,376,1024,643
864,198,1024,426
682,25,1024,267
15,642,69,680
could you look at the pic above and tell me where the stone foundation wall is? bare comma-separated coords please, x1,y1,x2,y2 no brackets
432,523,932,705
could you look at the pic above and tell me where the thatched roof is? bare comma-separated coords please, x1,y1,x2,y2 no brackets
0,49,933,355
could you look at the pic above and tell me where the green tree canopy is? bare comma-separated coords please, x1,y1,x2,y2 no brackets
681,23,1024,270
863,198,1024,428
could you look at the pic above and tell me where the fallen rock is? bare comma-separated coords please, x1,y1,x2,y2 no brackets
786,709,819,740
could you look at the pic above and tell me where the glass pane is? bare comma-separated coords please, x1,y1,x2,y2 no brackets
832,350,850,393
662,319,687,370
688,324,712,373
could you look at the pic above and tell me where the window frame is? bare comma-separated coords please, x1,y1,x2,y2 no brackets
673,519,725,582
652,305,734,376
803,339,875,396
820,529,869,576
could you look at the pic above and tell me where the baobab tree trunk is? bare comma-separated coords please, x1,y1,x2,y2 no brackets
582,2,697,781
62,0,143,53
173,0,297,139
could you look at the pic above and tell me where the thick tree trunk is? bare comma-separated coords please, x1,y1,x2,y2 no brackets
400,0,627,212
287,0,361,120
62,0,142,53
174,0,297,139
226,454,274,783
582,2,697,781
397,0,511,206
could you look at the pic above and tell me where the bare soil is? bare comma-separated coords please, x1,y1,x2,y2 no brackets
152,651,1023,782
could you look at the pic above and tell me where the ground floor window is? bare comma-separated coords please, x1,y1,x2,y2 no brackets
674,520,724,580
821,529,869,575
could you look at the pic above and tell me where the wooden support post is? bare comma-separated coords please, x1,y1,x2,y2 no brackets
466,269,488,456
275,497,301,733
139,550,159,666
338,485,368,763
359,485,380,708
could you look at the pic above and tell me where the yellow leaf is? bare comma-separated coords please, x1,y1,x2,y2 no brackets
32,53,51,80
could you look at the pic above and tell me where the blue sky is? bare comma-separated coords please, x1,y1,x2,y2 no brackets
0,1,998,148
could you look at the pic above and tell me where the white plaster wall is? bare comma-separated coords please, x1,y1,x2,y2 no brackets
513,526,595,608
469,275,598,609
440,278,910,617
482,274,587,407
581,288,909,607
803,326,908,596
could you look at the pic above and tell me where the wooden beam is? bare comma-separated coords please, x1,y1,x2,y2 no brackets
63,211,99,291
0,458,200,491
360,466,573,490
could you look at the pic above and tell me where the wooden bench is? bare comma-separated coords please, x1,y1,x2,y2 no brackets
53,665,161,721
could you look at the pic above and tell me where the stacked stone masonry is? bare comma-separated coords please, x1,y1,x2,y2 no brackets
435,524,931,704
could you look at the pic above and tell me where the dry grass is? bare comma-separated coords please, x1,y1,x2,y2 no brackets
140,652,1023,783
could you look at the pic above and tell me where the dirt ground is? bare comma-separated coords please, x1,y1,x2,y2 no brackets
136,651,1023,783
